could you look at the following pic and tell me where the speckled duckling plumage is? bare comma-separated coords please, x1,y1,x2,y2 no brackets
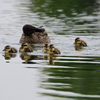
3,45,17,53
48,44,61,54
74,37,87,47
19,43,33,52
19,24,50,43
42,44,49,53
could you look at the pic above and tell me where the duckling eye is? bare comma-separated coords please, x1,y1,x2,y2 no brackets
23,45,27,46
51,47,54,49
6,47,10,49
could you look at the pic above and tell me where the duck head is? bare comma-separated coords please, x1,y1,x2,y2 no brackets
23,24,45,36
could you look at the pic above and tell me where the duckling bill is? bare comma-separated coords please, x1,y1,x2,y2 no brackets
74,37,87,47
19,43,33,52
3,45,17,53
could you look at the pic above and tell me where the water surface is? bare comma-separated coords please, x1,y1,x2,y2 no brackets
0,0,100,100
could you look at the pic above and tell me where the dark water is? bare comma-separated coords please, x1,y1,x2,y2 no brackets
0,0,100,100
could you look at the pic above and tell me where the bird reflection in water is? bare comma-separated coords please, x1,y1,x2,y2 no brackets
3,53,17,60
43,54,59,65
75,46,83,51
20,53,43,64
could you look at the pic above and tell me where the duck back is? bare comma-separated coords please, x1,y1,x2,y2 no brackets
20,31,50,43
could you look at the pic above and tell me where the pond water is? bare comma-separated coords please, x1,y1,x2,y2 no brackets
0,0,100,100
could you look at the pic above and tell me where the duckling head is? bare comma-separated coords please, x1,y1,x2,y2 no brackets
23,24,45,36
21,43,29,49
3,45,11,53
43,44,49,52
74,37,81,46
49,44,55,51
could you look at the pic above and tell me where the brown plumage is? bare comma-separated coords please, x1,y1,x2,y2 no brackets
19,43,33,52
48,44,61,54
3,45,17,53
74,37,87,47
19,24,50,43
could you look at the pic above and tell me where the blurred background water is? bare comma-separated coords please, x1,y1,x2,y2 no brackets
0,0,100,100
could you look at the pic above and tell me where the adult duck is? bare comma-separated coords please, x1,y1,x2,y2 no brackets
19,24,50,43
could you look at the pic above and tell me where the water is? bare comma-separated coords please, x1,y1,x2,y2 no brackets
0,0,100,100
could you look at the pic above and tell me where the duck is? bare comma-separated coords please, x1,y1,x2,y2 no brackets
48,44,61,54
3,45,17,53
19,24,50,43
74,37,87,47
19,43,33,52
42,44,49,53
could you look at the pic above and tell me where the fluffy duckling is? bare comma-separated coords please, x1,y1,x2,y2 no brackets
19,43,33,52
19,24,50,43
3,45,17,53
74,37,87,47
48,44,61,54
42,44,49,53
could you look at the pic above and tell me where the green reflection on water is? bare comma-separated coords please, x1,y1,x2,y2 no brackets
30,0,98,17
39,55,100,99
28,0,99,34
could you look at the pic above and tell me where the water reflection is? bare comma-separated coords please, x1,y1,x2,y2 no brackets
74,46,85,51
1,0,100,99
20,53,59,65
20,53,42,64
43,54,59,65
29,0,100,34
39,56,100,99
30,0,98,17
3,53,17,60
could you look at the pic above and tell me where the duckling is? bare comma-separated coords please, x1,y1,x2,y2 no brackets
19,43,33,52
74,37,87,47
42,44,49,53
48,44,61,54
19,24,50,43
3,45,17,53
